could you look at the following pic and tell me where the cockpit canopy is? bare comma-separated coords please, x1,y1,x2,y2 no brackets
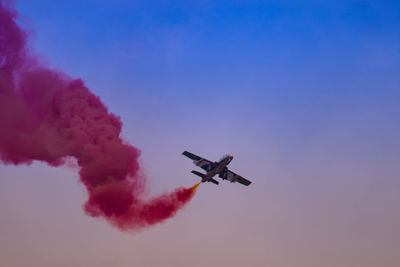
218,154,231,162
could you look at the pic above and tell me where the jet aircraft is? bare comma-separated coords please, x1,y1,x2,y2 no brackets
182,151,251,186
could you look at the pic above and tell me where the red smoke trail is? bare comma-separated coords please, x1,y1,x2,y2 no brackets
0,1,197,231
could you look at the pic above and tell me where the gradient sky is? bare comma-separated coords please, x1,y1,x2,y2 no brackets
1,1,399,266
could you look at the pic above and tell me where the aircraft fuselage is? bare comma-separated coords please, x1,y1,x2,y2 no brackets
183,150,251,186
202,155,233,182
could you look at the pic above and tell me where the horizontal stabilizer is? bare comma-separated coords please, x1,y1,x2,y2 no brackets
209,178,219,185
191,170,205,178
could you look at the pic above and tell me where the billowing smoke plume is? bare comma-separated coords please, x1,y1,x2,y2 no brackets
0,1,198,231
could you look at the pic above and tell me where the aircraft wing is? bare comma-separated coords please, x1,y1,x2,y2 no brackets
226,170,252,186
182,151,213,172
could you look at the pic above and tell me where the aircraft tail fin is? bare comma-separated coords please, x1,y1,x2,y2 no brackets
191,171,219,185
191,170,205,178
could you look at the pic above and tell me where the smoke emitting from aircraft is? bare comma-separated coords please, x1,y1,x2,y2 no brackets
0,1,198,231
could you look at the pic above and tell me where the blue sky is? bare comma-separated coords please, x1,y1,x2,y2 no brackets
1,1,400,266
14,1,399,162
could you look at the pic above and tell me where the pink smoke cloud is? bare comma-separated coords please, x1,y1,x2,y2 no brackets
0,1,197,231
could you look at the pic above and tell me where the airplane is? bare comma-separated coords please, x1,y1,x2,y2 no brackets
182,151,251,186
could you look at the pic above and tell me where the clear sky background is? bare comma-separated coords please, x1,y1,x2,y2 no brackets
1,1,399,266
